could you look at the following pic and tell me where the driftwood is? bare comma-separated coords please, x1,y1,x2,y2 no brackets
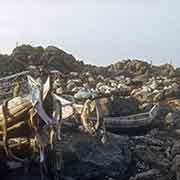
0,96,32,138
0,75,55,163
0,96,31,123
0,94,160,141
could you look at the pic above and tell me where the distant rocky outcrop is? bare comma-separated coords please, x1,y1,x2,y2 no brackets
0,44,179,79
108,59,150,77
0,45,80,76
108,59,176,79
12,45,83,73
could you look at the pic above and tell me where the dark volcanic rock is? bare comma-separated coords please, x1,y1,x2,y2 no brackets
57,130,131,179
130,126,180,180
99,97,113,116
99,96,139,117
3,130,131,180
110,96,139,116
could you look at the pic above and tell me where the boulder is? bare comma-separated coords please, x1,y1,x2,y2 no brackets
74,89,96,100
99,97,113,116
105,96,139,116
57,130,132,179
158,64,176,77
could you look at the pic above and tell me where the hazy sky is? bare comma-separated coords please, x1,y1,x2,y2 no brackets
0,0,180,66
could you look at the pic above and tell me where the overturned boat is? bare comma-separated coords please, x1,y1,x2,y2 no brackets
103,103,159,129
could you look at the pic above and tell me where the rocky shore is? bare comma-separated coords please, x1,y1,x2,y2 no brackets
1,45,180,180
